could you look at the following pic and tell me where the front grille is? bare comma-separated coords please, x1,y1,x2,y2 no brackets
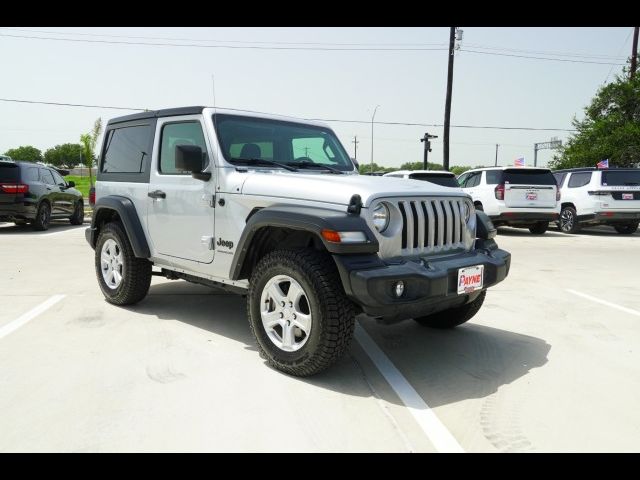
396,197,469,255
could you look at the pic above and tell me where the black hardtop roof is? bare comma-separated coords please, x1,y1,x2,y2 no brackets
107,106,206,125
553,167,640,173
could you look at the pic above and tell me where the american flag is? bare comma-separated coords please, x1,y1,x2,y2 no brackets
514,156,525,167
597,159,609,168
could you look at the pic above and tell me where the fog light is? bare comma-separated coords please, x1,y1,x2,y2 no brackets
394,281,405,298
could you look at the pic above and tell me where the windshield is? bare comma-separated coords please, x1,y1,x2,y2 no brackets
502,169,556,185
213,114,354,172
601,170,640,186
409,173,459,188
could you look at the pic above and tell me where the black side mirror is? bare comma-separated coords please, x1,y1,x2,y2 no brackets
67,180,75,188
175,145,211,181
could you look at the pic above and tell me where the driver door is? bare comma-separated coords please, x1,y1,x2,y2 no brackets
146,116,216,264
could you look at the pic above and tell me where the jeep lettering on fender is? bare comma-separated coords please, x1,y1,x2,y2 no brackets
85,106,511,376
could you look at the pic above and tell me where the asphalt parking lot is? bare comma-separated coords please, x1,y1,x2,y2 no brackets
1,221,639,452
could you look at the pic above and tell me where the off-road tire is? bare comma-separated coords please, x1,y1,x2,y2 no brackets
95,222,152,305
559,205,581,234
614,222,638,235
529,222,548,235
414,290,487,329
33,201,51,231
247,249,356,377
70,200,84,225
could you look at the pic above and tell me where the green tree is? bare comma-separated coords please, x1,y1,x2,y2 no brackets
4,145,43,163
550,69,640,169
44,143,83,168
358,162,395,174
80,118,102,186
450,165,471,176
399,161,444,171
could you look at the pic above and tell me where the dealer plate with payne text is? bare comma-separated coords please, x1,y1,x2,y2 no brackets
458,265,484,294
622,193,634,200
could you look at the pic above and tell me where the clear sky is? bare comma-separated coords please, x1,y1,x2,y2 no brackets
0,27,635,169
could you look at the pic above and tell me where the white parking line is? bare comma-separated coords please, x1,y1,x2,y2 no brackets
0,295,66,340
566,289,640,317
355,322,465,453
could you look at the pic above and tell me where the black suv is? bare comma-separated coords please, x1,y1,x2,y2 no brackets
0,160,84,230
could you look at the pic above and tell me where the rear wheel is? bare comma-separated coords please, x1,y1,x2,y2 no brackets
529,222,548,235
247,249,356,377
414,290,486,329
614,222,638,235
95,222,152,305
33,202,51,231
559,206,580,234
70,200,84,225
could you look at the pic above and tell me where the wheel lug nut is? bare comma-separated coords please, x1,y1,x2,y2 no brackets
289,302,293,307
281,301,285,307
279,312,284,318
292,314,297,319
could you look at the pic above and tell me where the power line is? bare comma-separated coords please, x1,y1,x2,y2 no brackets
464,43,627,60
603,29,634,84
0,98,578,132
0,33,449,52
460,48,626,66
0,27,449,47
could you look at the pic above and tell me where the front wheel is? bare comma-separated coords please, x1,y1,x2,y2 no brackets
247,249,356,376
95,222,152,305
414,290,486,329
559,206,580,234
529,222,548,235
614,222,638,235
70,201,84,225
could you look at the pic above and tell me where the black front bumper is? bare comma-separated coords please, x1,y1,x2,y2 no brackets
489,212,558,226
333,239,510,323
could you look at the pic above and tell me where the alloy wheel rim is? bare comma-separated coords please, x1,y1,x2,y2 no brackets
100,239,124,289
260,275,312,352
560,209,574,231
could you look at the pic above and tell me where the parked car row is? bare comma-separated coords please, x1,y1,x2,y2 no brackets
385,166,640,235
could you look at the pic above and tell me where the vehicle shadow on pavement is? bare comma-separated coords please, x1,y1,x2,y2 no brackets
496,227,566,238
550,225,640,237
126,280,551,409
0,221,87,235
355,318,551,408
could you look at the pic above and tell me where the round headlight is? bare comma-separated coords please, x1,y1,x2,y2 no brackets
372,203,390,233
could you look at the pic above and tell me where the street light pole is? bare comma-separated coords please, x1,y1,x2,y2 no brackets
495,144,499,166
370,105,380,174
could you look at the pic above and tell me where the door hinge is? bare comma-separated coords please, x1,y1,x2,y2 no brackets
209,194,216,208
201,236,215,250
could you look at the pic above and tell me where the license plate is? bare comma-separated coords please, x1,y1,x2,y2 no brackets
457,265,484,295
622,193,634,200
526,192,538,200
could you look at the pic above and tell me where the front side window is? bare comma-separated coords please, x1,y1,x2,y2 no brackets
465,172,481,188
568,172,592,188
159,121,208,174
51,170,66,186
101,124,151,173
214,114,354,172
40,168,56,185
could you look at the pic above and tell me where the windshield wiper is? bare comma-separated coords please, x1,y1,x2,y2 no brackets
289,161,343,174
229,157,298,172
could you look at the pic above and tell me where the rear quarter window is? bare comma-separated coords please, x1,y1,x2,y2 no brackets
568,172,592,188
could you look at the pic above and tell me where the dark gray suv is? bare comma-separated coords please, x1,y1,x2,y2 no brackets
0,160,84,230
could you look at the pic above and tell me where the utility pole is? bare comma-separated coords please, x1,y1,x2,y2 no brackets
631,26,639,80
420,132,438,170
495,144,499,166
370,105,380,174
443,27,462,171
352,135,359,161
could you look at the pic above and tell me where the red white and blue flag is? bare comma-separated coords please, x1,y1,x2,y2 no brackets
597,159,609,169
514,156,525,167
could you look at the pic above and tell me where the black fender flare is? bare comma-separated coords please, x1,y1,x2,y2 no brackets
229,205,379,281
87,195,150,258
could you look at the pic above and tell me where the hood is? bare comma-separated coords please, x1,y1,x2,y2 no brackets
236,170,465,207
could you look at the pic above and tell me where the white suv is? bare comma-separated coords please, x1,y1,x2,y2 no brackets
553,168,640,234
457,167,560,234
383,170,460,189
85,106,511,376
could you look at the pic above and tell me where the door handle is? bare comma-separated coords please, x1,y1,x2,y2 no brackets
148,190,166,199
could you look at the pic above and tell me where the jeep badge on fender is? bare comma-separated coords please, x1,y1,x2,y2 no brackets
85,106,511,377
